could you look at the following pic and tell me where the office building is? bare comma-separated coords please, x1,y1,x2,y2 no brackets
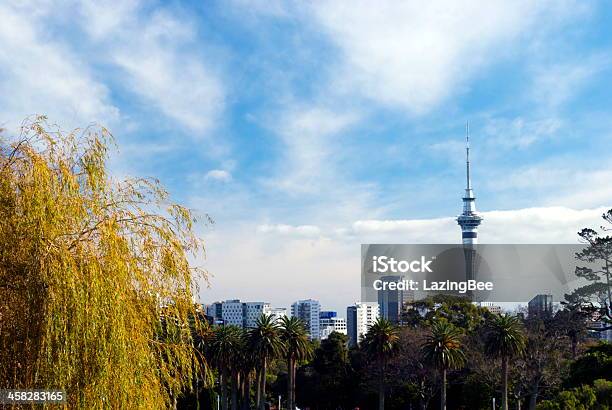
206,302,223,324
320,311,347,339
378,275,405,324
244,302,271,328
206,299,272,328
347,302,379,347
291,299,321,340
528,294,553,318
221,299,244,326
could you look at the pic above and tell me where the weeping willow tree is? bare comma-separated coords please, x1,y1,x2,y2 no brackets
0,116,208,408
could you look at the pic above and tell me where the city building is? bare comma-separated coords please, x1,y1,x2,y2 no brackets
347,302,379,347
320,311,347,339
269,307,288,323
528,294,553,318
292,299,321,340
456,124,482,299
244,302,271,328
205,302,223,324
221,299,244,327
589,320,612,342
478,302,502,315
378,275,405,324
206,299,272,328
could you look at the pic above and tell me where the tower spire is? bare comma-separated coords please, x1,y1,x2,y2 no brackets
457,122,482,244
466,122,471,190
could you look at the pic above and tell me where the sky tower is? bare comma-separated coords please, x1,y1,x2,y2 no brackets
457,123,482,287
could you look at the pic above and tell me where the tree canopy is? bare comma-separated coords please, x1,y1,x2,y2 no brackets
0,117,207,408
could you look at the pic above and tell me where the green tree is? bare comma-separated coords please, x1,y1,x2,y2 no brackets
565,342,612,388
421,319,466,410
208,326,244,410
566,210,612,334
484,314,527,410
536,384,597,410
292,332,353,409
249,314,282,410
516,319,567,410
0,117,206,408
361,318,400,410
279,316,313,410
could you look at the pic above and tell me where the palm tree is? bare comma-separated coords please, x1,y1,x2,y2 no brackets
421,320,465,410
484,314,526,410
209,325,244,410
279,316,313,410
237,329,256,410
361,317,400,410
229,327,251,410
249,314,282,410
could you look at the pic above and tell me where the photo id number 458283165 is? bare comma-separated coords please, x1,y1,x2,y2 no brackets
0,389,66,404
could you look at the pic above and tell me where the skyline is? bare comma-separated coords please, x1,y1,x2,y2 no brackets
2,1,612,313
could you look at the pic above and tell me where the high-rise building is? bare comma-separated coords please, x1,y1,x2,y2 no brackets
528,294,553,318
291,299,321,340
347,302,379,347
221,299,244,327
457,124,483,299
378,275,405,324
244,302,271,328
320,311,347,339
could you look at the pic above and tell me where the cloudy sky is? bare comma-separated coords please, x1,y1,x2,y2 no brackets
2,1,611,313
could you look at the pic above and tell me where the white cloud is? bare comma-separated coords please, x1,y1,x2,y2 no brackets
483,117,563,149
78,2,225,135
306,1,577,113
205,169,233,183
488,161,612,209
530,53,610,109
352,206,608,243
264,106,357,194
257,224,321,238
0,3,119,129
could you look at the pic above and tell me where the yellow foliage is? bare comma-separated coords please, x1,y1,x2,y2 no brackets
0,117,207,409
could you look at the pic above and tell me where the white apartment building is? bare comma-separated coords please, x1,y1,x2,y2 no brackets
269,307,288,323
244,302,271,328
478,302,502,315
347,302,379,346
320,317,347,339
291,299,321,340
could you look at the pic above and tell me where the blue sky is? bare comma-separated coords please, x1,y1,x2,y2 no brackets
2,1,612,313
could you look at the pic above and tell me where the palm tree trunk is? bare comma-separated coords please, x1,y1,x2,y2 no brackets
288,356,295,410
255,370,261,409
440,368,446,410
292,363,297,409
259,358,267,410
242,371,251,410
221,368,229,410
528,379,539,410
378,358,385,410
231,372,239,410
502,356,508,410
